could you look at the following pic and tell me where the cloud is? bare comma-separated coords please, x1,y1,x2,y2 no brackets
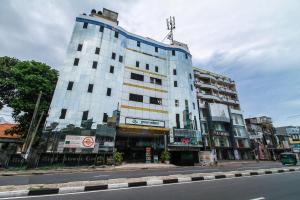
0,0,299,126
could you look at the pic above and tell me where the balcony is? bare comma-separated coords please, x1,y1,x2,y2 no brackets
197,93,220,101
219,87,237,94
196,82,218,91
194,72,216,80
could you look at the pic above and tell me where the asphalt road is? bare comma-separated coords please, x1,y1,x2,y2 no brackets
0,162,286,186
5,170,300,200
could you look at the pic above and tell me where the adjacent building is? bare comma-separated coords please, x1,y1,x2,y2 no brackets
45,8,202,163
276,126,300,155
193,68,251,160
245,116,290,160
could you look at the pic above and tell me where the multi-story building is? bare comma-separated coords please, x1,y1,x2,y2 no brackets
276,126,299,155
245,116,290,160
193,68,251,160
45,8,201,163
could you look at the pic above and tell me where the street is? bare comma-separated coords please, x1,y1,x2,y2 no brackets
3,170,300,200
0,162,285,186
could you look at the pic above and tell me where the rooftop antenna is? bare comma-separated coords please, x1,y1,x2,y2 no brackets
162,16,175,44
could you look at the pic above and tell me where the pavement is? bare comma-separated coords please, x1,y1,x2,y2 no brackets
0,161,284,186
0,166,299,199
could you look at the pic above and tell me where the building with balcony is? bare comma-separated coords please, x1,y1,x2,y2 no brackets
276,126,299,155
245,116,290,160
193,68,251,160
45,8,201,163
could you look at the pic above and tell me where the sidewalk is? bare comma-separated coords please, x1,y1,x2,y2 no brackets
0,163,176,176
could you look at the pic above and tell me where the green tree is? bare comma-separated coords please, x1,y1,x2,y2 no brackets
0,56,58,138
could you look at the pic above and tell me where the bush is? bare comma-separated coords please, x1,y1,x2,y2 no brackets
161,150,170,162
113,151,123,165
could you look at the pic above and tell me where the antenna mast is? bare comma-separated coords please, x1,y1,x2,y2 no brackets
165,16,175,44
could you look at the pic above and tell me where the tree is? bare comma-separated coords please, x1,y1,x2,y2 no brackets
0,56,58,138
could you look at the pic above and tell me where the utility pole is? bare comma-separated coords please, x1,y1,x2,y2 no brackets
21,91,42,157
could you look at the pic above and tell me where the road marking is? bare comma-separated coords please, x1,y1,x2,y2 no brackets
93,175,110,178
249,197,265,200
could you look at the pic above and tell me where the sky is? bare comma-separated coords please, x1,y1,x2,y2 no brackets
0,0,299,126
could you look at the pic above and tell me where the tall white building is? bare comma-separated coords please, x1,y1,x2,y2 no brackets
45,8,201,162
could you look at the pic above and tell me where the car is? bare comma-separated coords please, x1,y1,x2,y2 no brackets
280,152,298,165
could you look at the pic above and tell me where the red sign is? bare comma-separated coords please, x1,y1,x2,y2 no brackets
181,138,190,144
82,136,95,148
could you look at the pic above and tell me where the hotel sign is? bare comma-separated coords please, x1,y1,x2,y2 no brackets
125,117,165,127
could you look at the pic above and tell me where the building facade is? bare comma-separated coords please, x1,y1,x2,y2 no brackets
276,126,299,155
45,8,201,163
193,68,251,160
245,116,290,160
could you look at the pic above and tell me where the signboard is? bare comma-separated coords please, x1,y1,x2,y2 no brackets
125,117,165,127
286,127,300,135
64,135,95,148
209,103,230,122
212,130,230,136
145,147,151,163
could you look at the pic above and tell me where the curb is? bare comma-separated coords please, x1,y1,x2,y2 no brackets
0,167,299,199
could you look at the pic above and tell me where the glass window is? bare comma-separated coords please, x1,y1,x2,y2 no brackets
131,73,144,81
88,84,93,93
172,50,176,56
67,81,74,90
59,109,67,119
103,113,108,122
129,93,143,102
175,100,179,107
136,61,139,67
173,69,177,75
150,97,162,105
95,47,100,54
111,52,116,60
73,58,79,66
155,66,159,73
155,47,158,52
77,44,83,51
99,25,104,32
146,64,149,70
119,55,123,63
150,77,162,85
92,61,98,69
174,81,178,87
83,22,88,29
114,31,119,38
106,88,111,96
137,41,140,47
110,66,114,73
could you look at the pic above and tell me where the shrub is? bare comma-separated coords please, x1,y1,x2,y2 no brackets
113,151,123,165
161,150,170,162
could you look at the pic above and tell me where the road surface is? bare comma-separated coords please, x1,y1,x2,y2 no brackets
0,161,286,186
3,170,300,200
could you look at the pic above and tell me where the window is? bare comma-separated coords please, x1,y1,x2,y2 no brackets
131,73,144,81
185,53,188,59
82,111,89,121
110,66,114,73
150,97,162,105
136,61,139,68
155,47,158,52
119,55,123,63
174,81,178,87
92,61,98,69
83,22,88,29
129,93,143,102
106,88,111,96
173,69,177,75
114,31,119,38
111,52,116,60
73,58,79,66
77,44,83,51
99,25,104,32
137,41,140,47
95,47,100,54
191,84,193,91
150,77,162,85
87,84,94,93
146,64,149,70
172,50,176,56
193,102,196,110
189,73,192,79
103,113,108,122
155,66,159,73
59,109,67,119
176,114,180,128
67,81,74,90
175,100,179,107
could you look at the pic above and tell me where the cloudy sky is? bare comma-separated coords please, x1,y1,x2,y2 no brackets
0,0,300,126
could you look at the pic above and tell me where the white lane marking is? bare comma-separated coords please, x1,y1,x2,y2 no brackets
1,170,299,200
249,197,265,200
93,175,110,178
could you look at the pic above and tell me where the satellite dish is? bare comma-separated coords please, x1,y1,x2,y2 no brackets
97,11,102,15
83,13,86,15
91,9,96,14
